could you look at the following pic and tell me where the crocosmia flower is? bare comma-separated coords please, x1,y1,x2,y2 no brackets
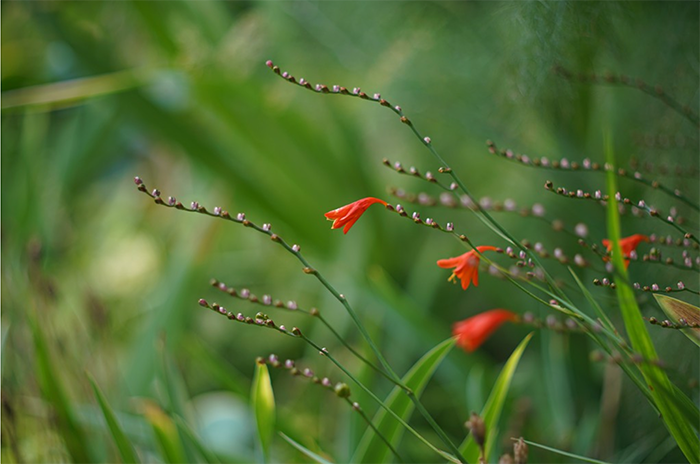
602,234,649,268
325,197,387,234
453,309,518,352
437,246,497,290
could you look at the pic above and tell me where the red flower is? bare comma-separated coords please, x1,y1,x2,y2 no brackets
325,197,387,234
453,309,518,352
602,234,649,268
437,246,498,290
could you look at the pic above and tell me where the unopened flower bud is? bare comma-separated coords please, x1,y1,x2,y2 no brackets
465,412,486,448
334,382,351,398
499,454,514,464
514,437,528,464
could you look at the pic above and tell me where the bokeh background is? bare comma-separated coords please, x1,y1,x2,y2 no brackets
2,2,698,463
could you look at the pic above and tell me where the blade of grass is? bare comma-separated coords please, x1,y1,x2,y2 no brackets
252,362,275,462
352,337,456,464
605,135,699,463
88,373,140,463
29,314,93,463
140,400,187,464
459,333,533,462
173,415,221,464
159,338,197,462
279,432,334,464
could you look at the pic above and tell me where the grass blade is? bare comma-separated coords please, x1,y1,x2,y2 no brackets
459,333,533,462
352,337,456,464
140,400,187,463
29,315,93,463
252,362,276,462
279,432,334,464
88,373,140,463
605,136,699,463
173,415,221,464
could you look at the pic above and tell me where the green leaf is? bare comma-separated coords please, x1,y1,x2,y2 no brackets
173,415,221,464
29,316,93,463
605,136,699,463
252,362,276,462
140,400,187,464
518,438,610,464
459,333,533,463
352,337,456,464
653,294,700,346
279,432,334,464
88,373,140,463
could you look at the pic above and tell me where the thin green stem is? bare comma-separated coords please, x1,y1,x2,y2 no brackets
343,398,404,463
300,335,463,464
136,181,466,461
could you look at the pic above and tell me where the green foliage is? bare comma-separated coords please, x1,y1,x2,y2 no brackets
2,2,698,463
88,374,140,464
252,362,276,461
459,333,533,462
353,337,456,463
605,139,699,463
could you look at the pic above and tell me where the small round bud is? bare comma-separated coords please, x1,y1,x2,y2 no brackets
284,359,295,369
292,244,300,252
334,382,351,398
198,299,208,307
423,136,431,144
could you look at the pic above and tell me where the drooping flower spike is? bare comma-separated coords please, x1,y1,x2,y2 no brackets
602,234,650,269
325,197,388,234
437,246,498,290
453,309,519,352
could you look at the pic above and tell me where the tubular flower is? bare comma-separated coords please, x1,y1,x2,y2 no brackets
453,309,519,352
602,234,650,268
437,246,497,290
325,197,387,234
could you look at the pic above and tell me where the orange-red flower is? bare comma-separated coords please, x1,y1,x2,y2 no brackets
437,246,497,290
325,197,388,234
453,309,518,352
602,234,649,268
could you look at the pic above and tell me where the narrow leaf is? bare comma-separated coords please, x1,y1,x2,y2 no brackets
605,137,699,463
653,294,700,346
353,337,456,464
279,432,334,464
29,316,93,463
173,415,221,464
252,362,276,461
139,400,187,463
459,333,533,462
88,373,140,463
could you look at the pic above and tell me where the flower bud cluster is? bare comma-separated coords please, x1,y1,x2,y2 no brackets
209,279,314,315
197,298,300,336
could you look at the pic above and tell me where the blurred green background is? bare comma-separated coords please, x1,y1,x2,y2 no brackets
2,2,698,463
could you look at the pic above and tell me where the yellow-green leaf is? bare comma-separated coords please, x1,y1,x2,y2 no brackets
653,294,700,346
252,362,275,461
459,333,533,463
